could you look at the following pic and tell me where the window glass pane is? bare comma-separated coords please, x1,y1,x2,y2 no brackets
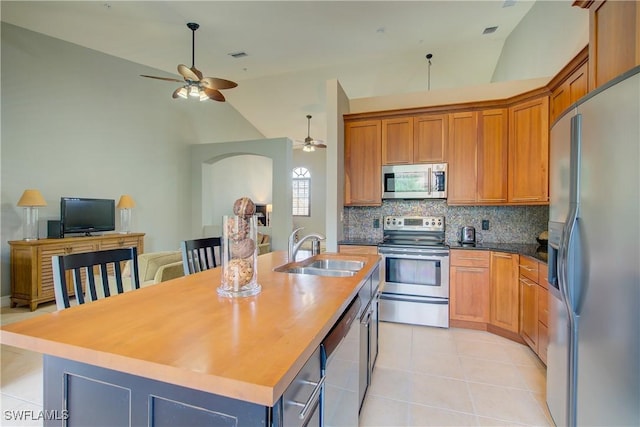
292,167,311,216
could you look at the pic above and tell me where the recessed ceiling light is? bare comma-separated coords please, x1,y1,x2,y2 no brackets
228,51,248,59
503,0,516,7
483,26,498,35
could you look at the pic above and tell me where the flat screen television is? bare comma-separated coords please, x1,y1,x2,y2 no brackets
60,197,115,236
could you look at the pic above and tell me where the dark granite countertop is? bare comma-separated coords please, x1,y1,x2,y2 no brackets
339,239,548,263
448,241,548,263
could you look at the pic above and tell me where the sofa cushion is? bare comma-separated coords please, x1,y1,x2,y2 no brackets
138,252,182,282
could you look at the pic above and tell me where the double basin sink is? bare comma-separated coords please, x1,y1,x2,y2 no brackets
274,258,365,277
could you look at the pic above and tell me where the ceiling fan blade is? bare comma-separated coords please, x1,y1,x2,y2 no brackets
204,87,225,102
171,88,181,99
201,77,238,90
140,75,183,83
190,67,203,80
177,64,200,81
314,142,327,148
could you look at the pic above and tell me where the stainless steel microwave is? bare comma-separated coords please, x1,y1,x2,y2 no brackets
382,163,447,199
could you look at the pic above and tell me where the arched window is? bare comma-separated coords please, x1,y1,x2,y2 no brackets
292,167,311,216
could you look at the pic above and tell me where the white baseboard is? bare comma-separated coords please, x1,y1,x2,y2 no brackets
1,295,12,307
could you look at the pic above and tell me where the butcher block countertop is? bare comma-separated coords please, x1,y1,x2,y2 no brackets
0,251,380,407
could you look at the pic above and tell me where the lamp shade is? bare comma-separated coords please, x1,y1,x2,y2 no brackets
17,189,47,207
266,204,272,213
117,195,136,209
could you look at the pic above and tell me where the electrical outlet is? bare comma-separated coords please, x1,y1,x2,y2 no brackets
482,219,490,230
373,218,380,229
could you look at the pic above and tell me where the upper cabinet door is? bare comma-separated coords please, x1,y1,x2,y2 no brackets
587,0,639,90
477,109,508,204
382,117,413,165
508,97,550,204
413,114,448,163
447,111,478,204
345,120,382,206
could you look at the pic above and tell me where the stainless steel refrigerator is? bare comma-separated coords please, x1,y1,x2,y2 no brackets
547,66,640,427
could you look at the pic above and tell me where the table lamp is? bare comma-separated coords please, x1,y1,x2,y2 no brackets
266,204,272,227
17,189,47,240
116,195,135,234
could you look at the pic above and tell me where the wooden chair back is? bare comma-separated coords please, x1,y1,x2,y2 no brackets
52,247,140,310
180,237,222,275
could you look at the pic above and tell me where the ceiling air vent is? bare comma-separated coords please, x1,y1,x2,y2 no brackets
228,51,248,59
482,26,498,35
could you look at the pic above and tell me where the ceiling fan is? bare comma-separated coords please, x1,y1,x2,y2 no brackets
140,22,237,102
300,115,326,152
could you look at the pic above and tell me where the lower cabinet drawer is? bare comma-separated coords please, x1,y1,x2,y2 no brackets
450,250,490,267
519,256,539,282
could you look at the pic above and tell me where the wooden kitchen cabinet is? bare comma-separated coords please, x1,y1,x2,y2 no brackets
477,108,509,204
9,233,145,311
338,245,378,255
382,117,413,165
448,109,508,205
577,0,640,91
519,259,539,350
381,114,447,165
345,120,382,206
537,262,549,364
413,113,447,163
550,60,589,123
508,96,549,204
490,252,519,333
518,256,549,364
449,250,490,324
447,111,478,204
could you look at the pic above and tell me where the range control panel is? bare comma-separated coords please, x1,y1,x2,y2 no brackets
383,216,445,232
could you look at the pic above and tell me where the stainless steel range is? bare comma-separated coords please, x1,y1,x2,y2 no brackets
378,216,450,328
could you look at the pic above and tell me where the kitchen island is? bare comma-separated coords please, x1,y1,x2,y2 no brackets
0,251,381,426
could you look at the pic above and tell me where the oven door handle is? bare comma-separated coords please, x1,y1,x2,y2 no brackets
380,293,448,304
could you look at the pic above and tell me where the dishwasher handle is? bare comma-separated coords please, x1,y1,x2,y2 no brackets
287,375,326,421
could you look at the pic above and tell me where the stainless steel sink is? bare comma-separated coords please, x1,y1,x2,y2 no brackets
306,259,364,271
274,257,365,277
280,266,356,277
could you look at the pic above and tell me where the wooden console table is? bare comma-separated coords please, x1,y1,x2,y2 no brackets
9,233,145,311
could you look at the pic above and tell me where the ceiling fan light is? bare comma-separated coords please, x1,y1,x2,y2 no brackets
189,85,200,97
199,88,209,101
303,144,315,153
177,87,188,99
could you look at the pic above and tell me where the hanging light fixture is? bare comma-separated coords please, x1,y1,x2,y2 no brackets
302,115,326,152
426,53,433,91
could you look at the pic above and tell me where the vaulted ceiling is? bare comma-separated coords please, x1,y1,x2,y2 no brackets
2,1,539,144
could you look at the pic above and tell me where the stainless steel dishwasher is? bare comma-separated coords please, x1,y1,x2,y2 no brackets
322,295,362,427
283,345,324,426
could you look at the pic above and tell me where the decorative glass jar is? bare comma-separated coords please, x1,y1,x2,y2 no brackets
218,215,261,297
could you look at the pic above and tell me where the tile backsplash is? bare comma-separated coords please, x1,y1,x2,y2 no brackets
344,200,549,244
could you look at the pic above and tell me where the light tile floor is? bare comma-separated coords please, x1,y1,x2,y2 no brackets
1,304,554,427
359,322,554,427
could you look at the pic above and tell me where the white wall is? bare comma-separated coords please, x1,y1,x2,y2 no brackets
491,1,589,82
0,23,264,298
190,138,293,252
325,79,350,251
292,148,326,237
206,155,273,231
